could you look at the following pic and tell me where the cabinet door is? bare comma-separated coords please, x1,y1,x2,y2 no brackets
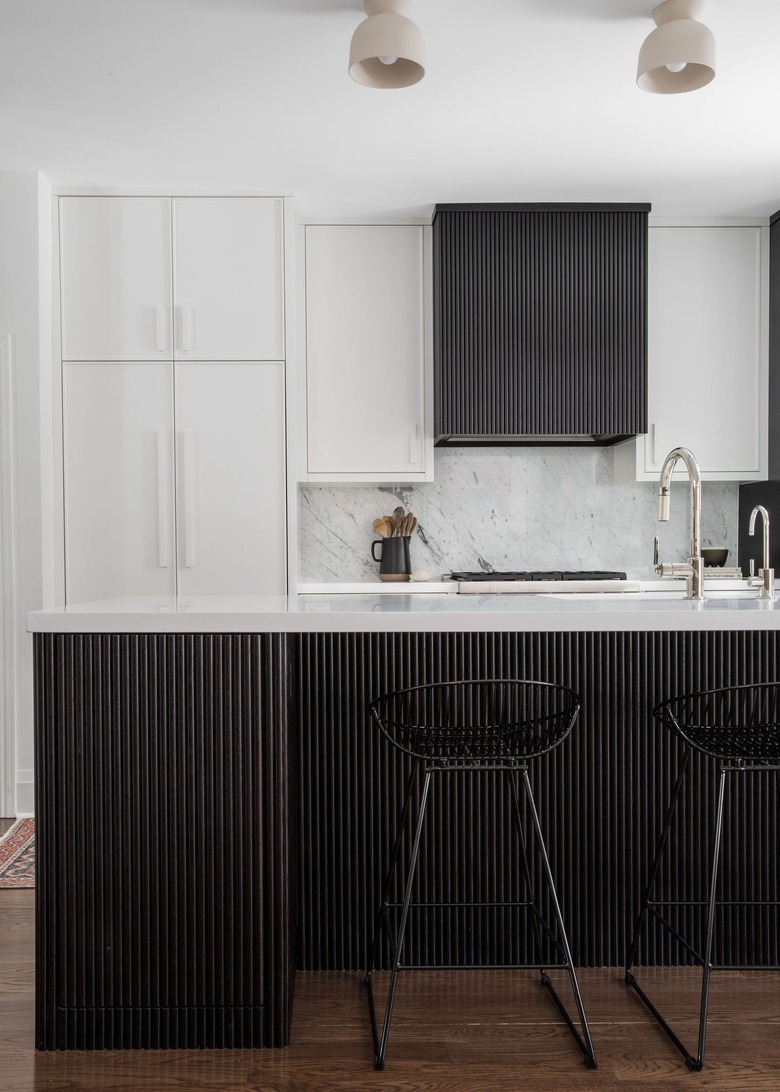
63,363,175,603
59,197,173,361
173,198,285,361
175,362,286,595
645,226,765,476
305,225,427,477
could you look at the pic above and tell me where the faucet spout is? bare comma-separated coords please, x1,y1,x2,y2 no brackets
748,505,774,599
656,447,704,601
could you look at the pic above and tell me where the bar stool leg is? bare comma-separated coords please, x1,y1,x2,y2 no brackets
364,762,420,984
692,765,728,1071
507,770,547,980
625,751,729,1071
521,769,598,1068
368,768,433,1070
626,746,692,975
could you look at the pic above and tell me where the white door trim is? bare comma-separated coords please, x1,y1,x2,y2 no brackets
0,334,17,817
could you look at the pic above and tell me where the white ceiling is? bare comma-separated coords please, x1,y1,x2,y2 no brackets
1,0,779,219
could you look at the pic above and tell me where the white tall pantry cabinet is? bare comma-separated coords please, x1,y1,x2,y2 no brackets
59,196,288,603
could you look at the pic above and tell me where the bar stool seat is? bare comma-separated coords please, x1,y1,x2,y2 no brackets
625,682,780,1070
363,679,597,1070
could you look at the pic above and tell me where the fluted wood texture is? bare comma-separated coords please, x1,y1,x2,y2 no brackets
297,631,780,971
34,629,780,1052
34,633,294,1050
434,205,648,443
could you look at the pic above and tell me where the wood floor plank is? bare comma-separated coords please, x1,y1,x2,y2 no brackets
2,884,780,1090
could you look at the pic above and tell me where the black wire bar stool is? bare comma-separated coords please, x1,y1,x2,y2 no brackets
625,682,780,1071
363,679,597,1071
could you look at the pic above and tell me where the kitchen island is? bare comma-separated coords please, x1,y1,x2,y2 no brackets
28,593,780,1050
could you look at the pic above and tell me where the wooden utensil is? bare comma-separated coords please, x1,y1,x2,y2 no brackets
372,517,391,537
392,506,405,536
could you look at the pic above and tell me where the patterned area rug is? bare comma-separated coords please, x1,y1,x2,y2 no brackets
0,818,35,888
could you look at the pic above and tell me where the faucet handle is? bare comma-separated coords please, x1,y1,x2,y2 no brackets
653,535,660,570
750,558,756,578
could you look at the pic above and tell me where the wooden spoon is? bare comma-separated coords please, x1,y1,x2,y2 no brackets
372,517,390,538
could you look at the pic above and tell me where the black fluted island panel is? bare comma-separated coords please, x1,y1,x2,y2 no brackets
296,631,780,971
34,633,294,1050
33,626,780,1050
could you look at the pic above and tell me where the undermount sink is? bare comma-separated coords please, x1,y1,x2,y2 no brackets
545,588,763,601
462,577,757,599
545,591,681,600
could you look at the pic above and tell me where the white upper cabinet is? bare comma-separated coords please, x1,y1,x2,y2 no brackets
173,198,285,361
59,196,285,362
175,362,287,596
304,224,433,482
615,222,768,483
60,198,173,361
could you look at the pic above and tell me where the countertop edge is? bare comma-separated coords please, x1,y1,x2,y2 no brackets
27,600,780,635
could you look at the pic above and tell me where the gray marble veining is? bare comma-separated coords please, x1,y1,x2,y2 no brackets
298,448,740,583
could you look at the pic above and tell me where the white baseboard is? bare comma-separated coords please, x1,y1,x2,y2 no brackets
15,781,34,816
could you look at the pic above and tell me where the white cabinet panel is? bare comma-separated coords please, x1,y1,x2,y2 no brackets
305,225,430,480
60,198,172,361
64,363,175,602
646,226,763,475
59,196,286,364
59,195,291,604
175,363,286,595
614,224,767,484
173,198,285,361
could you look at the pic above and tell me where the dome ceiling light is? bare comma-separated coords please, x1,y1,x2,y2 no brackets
637,0,716,94
349,0,425,89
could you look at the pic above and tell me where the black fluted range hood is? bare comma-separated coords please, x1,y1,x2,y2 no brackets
433,203,650,446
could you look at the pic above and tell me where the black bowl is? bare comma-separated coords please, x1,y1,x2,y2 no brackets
702,548,729,568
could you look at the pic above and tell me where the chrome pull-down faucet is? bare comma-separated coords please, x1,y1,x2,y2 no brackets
747,505,774,599
654,446,705,601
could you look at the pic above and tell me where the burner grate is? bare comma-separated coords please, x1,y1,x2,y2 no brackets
449,570,628,582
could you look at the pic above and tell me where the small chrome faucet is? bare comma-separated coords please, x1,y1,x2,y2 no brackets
654,446,705,601
747,504,774,599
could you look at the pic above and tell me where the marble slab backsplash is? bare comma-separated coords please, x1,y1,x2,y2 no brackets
298,448,740,583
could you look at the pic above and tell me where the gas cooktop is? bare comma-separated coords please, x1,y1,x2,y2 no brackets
448,570,628,582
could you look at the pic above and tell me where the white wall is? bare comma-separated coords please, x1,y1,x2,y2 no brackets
299,447,740,582
0,171,53,816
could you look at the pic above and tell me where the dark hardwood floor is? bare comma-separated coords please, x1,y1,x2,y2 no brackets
1,863,780,1091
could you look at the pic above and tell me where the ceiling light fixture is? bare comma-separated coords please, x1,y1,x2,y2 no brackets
349,0,425,89
637,0,715,94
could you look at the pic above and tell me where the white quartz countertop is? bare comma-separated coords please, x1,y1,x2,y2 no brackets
27,591,780,634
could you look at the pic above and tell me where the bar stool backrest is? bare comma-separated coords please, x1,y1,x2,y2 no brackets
654,681,780,762
369,679,580,762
